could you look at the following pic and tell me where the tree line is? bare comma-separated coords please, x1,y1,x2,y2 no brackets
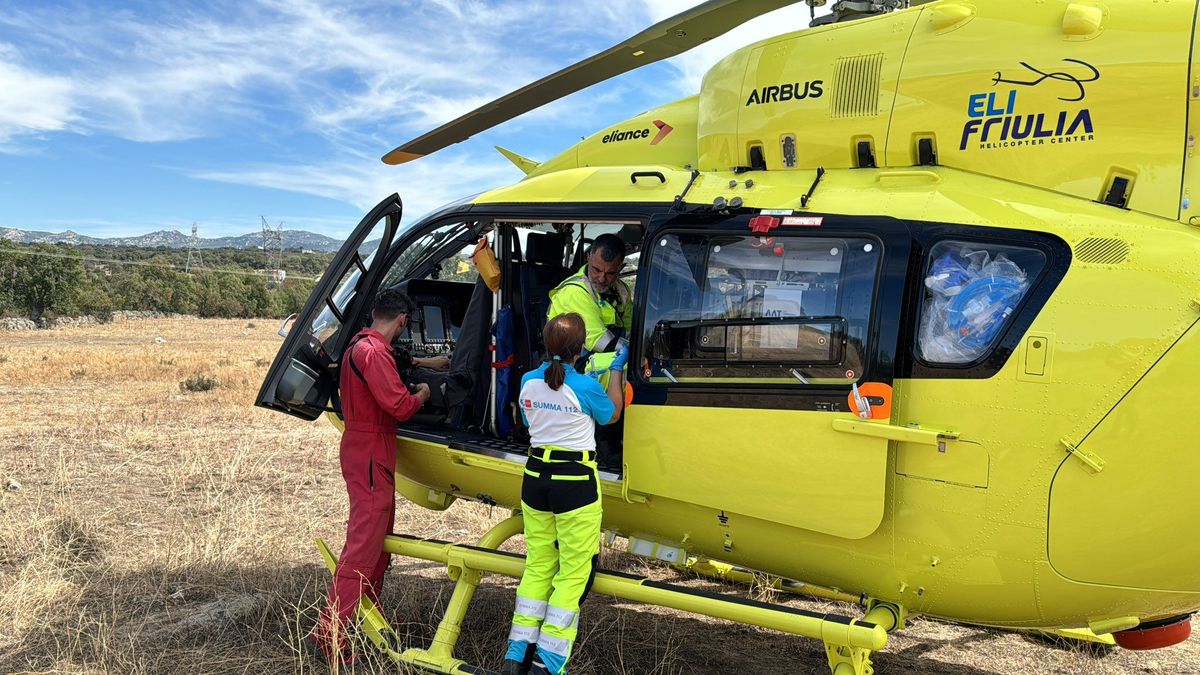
67,243,337,277
0,240,334,320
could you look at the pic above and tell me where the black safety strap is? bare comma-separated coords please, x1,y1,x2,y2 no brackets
344,334,371,385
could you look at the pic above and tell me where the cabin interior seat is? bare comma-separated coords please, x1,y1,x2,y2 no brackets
513,231,571,371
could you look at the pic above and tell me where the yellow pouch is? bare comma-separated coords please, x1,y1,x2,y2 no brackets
471,237,501,292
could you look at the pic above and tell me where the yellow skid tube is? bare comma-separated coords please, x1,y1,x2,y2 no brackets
317,516,896,674
315,539,404,658
382,533,889,652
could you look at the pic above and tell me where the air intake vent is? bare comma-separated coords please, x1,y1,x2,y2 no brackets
830,53,884,119
1075,237,1130,265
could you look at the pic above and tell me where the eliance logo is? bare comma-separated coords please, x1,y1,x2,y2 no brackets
602,119,674,145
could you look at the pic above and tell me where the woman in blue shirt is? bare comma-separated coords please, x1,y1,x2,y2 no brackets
502,312,627,675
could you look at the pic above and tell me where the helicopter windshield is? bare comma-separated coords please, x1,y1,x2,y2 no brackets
389,220,479,282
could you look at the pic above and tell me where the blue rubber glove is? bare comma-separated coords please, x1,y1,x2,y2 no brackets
609,341,629,372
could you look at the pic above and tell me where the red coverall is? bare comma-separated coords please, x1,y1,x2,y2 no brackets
317,327,423,648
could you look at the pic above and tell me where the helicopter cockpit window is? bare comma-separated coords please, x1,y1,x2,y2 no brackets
382,220,480,286
641,233,881,385
432,247,480,283
917,241,1046,365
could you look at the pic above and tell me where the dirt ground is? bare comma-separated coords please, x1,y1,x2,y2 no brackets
0,317,1196,674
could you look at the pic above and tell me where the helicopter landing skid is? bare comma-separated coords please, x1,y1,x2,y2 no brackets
671,556,906,675
318,514,905,675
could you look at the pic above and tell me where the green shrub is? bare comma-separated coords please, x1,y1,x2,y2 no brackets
180,374,219,393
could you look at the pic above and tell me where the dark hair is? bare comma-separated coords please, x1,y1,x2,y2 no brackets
373,288,416,321
588,233,626,263
543,313,586,390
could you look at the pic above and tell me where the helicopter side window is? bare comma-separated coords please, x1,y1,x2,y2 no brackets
917,241,1047,365
641,233,881,385
308,239,383,351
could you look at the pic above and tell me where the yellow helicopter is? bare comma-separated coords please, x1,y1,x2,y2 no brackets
255,0,1200,672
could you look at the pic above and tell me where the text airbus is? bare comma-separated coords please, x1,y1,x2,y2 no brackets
745,80,824,106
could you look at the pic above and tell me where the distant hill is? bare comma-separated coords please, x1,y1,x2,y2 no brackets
0,226,346,252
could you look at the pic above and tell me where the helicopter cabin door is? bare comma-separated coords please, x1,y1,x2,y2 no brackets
255,195,403,420
625,215,909,540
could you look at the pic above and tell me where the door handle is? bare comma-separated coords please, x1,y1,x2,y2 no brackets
832,418,959,447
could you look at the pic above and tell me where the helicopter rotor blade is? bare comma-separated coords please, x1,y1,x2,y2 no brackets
382,0,808,165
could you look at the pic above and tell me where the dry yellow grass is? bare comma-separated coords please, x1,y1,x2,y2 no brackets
0,318,1196,674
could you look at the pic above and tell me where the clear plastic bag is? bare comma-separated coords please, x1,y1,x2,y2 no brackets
919,246,1030,364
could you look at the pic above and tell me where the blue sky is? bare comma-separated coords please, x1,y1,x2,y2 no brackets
0,1,828,239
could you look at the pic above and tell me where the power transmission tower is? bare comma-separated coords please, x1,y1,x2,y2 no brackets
185,222,203,273
260,216,285,286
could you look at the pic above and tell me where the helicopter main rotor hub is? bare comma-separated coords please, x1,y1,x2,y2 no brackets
809,0,911,26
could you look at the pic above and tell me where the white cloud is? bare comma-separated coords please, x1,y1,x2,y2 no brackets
0,1,835,232
192,148,522,229
0,0,650,144
0,1,833,147
178,1,833,220
0,58,75,145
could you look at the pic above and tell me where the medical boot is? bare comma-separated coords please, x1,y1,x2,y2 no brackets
501,660,530,675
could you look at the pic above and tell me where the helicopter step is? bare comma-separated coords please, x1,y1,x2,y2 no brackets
318,515,906,675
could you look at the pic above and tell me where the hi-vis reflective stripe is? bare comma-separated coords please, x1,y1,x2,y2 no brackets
545,606,579,629
515,595,548,618
594,329,619,352
558,271,631,308
536,632,572,657
508,624,540,643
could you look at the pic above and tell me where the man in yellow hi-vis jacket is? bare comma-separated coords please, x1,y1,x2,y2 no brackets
547,233,632,375
546,234,630,471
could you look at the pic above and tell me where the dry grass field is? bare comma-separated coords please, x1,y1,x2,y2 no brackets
0,317,1197,674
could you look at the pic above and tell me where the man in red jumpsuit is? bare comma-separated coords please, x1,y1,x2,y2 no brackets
312,288,430,661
